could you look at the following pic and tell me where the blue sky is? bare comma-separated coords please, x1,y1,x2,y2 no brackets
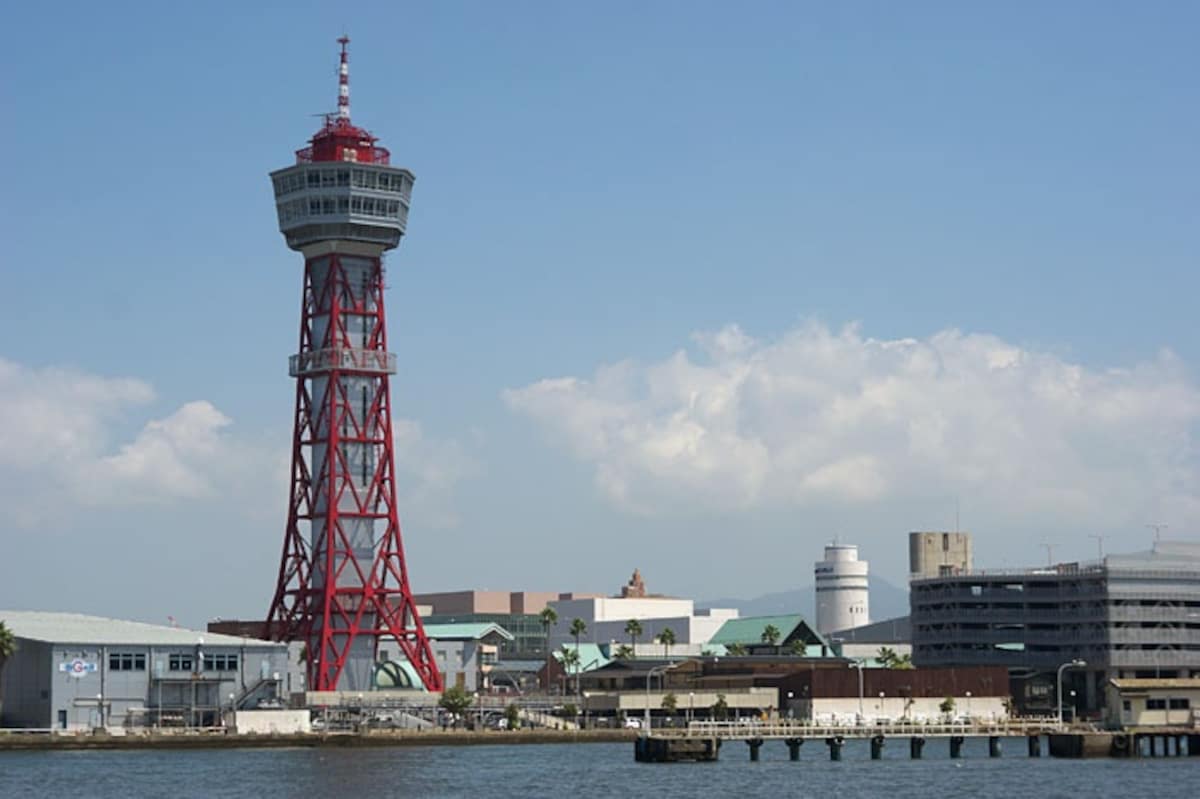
1,2,1197,625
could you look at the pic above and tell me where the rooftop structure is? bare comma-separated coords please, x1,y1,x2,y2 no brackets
909,531,973,579
707,614,831,656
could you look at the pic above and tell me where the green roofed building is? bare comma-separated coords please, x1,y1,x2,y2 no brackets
708,614,833,656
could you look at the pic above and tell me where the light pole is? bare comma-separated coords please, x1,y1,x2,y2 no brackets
965,690,971,720
878,691,885,719
689,691,695,725
1056,659,1086,727
645,662,679,733
848,659,865,721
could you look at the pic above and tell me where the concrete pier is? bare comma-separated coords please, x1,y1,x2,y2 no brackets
634,736,719,763
826,736,845,761
988,736,1002,758
785,738,804,761
1027,735,1041,757
746,738,763,761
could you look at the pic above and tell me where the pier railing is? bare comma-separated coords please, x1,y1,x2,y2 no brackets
659,717,1062,740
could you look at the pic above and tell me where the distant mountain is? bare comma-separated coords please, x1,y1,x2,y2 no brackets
699,576,909,622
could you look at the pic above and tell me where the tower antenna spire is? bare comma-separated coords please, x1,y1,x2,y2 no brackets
337,35,351,121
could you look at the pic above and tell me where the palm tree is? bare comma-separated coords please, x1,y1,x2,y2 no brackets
569,619,587,697
0,621,15,720
624,619,643,656
788,639,807,657
877,646,898,668
614,645,634,660
726,643,747,656
559,646,580,699
658,627,676,659
539,606,558,691
761,624,782,654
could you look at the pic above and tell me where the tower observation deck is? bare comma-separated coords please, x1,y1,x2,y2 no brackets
264,37,441,692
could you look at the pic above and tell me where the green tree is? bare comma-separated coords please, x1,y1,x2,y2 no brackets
559,646,580,698
539,606,558,690
726,643,747,656
614,644,634,660
504,703,521,730
761,624,782,654
569,619,587,697
894,653,914,670
624,619,643,654
788,639,807,656
711,693,730,721
0,621,16,720
662,692,678,712
658,627,676,659
939,697,956,717
439,685,473,726
877,646,898,668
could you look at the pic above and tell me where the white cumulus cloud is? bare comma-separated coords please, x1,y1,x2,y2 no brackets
503,322,1200,530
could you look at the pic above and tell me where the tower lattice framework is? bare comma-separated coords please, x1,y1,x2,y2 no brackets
264,37,441,692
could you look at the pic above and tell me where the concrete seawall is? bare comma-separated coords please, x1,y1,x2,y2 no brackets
0,729,637,752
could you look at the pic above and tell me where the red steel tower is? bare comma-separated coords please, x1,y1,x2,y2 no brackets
265,37,441,692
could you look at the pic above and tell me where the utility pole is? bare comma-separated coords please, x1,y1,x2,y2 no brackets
1146,523,1168,545
1088,534,1106,560
1041,543,1055,567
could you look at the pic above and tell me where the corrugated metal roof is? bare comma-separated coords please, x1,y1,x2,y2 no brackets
0,610,281,648
552,643,611,671
423,622,514,641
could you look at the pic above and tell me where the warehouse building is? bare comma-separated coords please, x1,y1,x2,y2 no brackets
0,611,292,731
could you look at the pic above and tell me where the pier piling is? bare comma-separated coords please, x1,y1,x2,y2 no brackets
870,735,885,760
1027,735,1041,757
949,736,965,759
910,736,925,759
826,736,845,761
988,736,1002,758
785,738,804,761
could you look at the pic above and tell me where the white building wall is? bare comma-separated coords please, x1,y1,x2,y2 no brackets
548,598,738,650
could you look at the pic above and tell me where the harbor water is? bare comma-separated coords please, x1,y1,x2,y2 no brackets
1,739,1197,798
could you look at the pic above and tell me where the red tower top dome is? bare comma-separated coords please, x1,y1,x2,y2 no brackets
295,36,390,165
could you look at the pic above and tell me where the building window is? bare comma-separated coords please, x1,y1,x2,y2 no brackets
1169,698,1190,710
202,654,239,672
1146,699,1167,710
1122,700,1131,711
109,652,147,672
168,654,194,672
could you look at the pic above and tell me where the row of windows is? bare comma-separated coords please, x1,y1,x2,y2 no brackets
278,196,404,224
274,168,411,197
168,653,241,672
109,653,147,671
1145,698,1190,710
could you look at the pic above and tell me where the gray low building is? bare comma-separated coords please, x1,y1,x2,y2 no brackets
910,541,1200,715
0,611,291,731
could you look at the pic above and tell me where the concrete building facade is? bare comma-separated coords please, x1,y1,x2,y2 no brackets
909,531,973,578
815,544,870,634
0,611,291,731
547,595,738,652
910,541,1200,715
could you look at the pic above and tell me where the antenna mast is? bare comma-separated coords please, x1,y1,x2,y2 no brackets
337,35,351,120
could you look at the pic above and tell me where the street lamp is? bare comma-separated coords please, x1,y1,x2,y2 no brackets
879,691,885,719
1056,659,1086,727
848,659,865,721
965,691,971,720
689,691,695,726
645,662,679,733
